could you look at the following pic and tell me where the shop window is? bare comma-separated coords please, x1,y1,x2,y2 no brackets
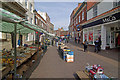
116,27,120,31
88,29,93,44
111,27,114,31
93,5,97,17
83,29,88,42
94,27,101,44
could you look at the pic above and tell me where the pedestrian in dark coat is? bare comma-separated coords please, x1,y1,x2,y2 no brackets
83,39,88,52
94,38,99,53
78,37,80,43
75,37,77,43
98,36,101,51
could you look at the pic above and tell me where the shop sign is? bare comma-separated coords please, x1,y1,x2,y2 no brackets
103,16,116,23
82,12,120,28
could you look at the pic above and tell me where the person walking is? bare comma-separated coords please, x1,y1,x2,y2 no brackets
52,38,54,46
64,38,67,43
75,37,77,43
67,38,69,43
78,37,80,44
98,36,101,51
94,38,99,53
83,39,88,52
56,38,58,47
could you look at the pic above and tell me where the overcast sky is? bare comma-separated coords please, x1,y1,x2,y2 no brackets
34,2,83,30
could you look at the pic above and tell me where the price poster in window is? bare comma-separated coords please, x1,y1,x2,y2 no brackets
89,32,93,41
85,34,87,40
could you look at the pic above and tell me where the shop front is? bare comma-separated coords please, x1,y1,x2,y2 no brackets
83,26,101,45
82,11,120,50
104,21,120,49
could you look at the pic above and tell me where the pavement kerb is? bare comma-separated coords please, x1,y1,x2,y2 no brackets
70,44,118,68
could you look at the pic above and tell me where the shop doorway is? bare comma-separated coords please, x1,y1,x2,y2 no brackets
110,31,120,48
115,31,120,48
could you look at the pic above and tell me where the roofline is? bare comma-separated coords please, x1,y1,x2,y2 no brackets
73,2,86,18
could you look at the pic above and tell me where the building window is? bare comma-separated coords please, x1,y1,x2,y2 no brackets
35,18,38,25
26,34,28,41
113,0,120,8
42,23,43,27
79,15,80,22
93,5,97,17
30,18,32,24
74,20,75,26
30,3,32,12
76,18,77,24
25,0,27,8
82,12,84,20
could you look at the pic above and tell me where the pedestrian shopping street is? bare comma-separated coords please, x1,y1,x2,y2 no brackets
1,1,120,80
30,43,118,78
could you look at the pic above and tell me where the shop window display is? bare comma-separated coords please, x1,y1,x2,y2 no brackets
88,28,93,44
89,32,93,44
106,27,110,46
115,32,120,47
94,27,101,44
83,29,88,42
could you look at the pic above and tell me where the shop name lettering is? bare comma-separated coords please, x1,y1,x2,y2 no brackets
103,16,116,23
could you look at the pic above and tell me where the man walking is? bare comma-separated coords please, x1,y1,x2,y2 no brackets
98,36,101,51
83,39,88,52
94,38,99,53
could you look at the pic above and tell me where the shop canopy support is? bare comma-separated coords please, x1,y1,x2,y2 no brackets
14,23,17,79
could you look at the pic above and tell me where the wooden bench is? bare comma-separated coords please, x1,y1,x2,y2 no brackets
76,71,89,80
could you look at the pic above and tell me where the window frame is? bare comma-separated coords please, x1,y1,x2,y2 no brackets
79,15,81,22
93,5,97,17
82,11,84,20
25,0,27,8
30,3,32,12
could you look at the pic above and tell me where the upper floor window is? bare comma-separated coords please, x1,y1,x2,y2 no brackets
25,15,28,20
30,3,32,12
93,5,97,17
79,15,81,22
42,23,43,27
113,0,120,8
82,12,84,20
76,18,78,24
30,18,32,24
25,0,27,8
35,18,38,25
74,20,75,26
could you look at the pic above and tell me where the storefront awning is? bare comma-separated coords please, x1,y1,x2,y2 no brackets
0,8,55,36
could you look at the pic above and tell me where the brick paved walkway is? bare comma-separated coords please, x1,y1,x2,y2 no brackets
29,44,118,79
69,39,119,62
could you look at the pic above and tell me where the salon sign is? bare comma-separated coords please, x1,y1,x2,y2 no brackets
103,16,116,23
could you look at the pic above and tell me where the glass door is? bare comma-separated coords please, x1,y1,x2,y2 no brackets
110,32,115,48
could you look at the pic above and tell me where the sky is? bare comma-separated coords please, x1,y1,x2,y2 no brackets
34,2,83,30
